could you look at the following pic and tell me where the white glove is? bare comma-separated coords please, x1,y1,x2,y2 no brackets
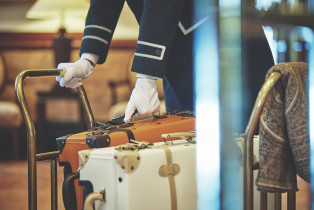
124,77,160,123
56,53,98,88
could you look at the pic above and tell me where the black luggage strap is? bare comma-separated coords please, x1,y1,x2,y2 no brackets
101,110,138,126
105,116,125,125
62,172,79,210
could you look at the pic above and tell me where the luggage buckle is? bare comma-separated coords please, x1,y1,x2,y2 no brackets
153,111,168,119
115,140,153,151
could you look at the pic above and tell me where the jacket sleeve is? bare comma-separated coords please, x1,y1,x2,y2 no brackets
131,0,185,78
80,0,126,64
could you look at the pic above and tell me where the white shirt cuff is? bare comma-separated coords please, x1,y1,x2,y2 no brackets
136,73,158,80
81,53,99,65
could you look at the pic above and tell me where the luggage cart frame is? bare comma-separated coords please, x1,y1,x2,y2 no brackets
15,69,299,210
243,71,296,210
15,69,96,210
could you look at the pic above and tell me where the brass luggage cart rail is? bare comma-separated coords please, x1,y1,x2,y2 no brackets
15,69,95,210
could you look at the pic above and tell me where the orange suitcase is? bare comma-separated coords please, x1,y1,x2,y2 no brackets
57,112,195,210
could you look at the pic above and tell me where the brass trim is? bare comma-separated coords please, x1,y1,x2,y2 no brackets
243,72,281,210
76,85,96,130
36,151,59,161
275,193,282,210
260,192,267,210
287,192,296,210
51,159,57,210
14,69,95,210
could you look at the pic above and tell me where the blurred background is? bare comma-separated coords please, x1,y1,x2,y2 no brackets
0,0,141,159
0,0,311,159
0,0,313,209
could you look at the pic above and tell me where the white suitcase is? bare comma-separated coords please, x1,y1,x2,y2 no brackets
78,137,197,210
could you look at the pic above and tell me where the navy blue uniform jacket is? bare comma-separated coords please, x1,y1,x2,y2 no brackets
80,0,274,116
80,0,198,111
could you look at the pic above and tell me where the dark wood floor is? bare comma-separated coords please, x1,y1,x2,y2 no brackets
0,161,65,210
0,161,311,210
282,176,311,210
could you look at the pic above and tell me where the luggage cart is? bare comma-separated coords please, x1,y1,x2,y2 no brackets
243,71,296,210
15,69,96,210
15,69,299,210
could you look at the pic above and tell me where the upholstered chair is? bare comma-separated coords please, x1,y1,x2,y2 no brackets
0,53,23,159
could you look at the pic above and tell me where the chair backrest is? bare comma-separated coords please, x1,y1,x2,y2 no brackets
0,53,6,95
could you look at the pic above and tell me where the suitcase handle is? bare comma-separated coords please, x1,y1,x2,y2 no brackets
84,189,106,210
62,172,79,210
15,69,96,210
161,131,196,143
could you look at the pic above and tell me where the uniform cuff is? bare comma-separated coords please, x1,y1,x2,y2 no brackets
136,73,158,80
81,53,99,65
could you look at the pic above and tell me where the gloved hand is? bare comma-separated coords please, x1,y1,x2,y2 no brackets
124,77,160,123
56,57,95,88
